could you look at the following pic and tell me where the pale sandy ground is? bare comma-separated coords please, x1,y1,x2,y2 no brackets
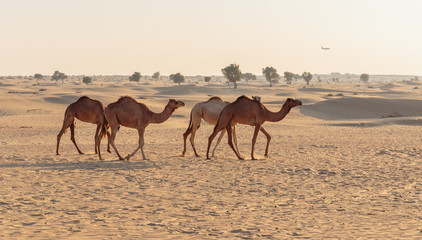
0,77,421,239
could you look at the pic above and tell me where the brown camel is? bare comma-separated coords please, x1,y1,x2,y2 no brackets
105,96,185,161
206,96,302,160
56,96,110,157
182,96,239,157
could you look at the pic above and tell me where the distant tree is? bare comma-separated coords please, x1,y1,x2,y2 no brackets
34,73,43,85
414,76,419,81
241,72,257,83
51,71,60,82
52,70,67,83
129,72,141,84
172,72,185,85
293,74,302,81
317,76,322,82
360,73,369,83
302,72,313,86
284,71,295,85
82,76,92,85
152,71,160,81
262,67,280,87
204,76,211,85
222,64,241,89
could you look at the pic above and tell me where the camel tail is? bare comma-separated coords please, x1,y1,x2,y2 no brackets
213,108,232,133
62,107,72,134
185,111,193,133
102,116,109,138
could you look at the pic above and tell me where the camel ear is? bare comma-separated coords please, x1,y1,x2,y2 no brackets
287,98,293,102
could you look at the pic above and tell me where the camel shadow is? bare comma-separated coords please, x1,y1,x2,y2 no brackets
0,160,157,171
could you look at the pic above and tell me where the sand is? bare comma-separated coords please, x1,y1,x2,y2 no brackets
0,77,421,239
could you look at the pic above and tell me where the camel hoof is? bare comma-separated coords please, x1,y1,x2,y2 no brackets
195,154,200,157
107,150,111,153
79,152,84,155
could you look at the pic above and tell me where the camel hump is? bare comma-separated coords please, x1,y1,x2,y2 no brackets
235,95,251,102
117,96,137,103
207,96,222,102
77,96,91,101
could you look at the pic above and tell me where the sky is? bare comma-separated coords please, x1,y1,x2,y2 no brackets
0,0,421,76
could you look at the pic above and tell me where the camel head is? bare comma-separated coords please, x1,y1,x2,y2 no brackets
168,99,185,109
284,98,302,108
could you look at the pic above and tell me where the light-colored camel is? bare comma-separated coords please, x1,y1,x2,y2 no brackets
104,96,185,161
56,96,110,157
182,96,239,157
206,96,302,160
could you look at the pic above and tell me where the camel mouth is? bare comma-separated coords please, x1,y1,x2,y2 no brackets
178,101,185,107
297,100,303,106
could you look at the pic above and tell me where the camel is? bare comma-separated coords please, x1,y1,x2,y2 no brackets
56,96,110,157
206,96,302,160
105,96,185,161
182,96,239,157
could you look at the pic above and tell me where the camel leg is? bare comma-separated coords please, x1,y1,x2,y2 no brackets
70,121,84,154
232,126,241,158
109,125,124,160
189,127,200,157
251,124,261,160
126,128,146,161
96,127,111,160
106,131,111,153
182,125,192,156
56,115,74,155
211,129,226,158
56,129,65,155
206,128,221,160
96,131,103,160
94,124,101,154
260,126,271,158
227,123,244,160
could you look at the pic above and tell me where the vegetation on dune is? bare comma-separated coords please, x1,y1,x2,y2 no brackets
241,72,257,83
52,71,67,83
82,76,92,85
170,72,185,85
204,76,211,84
284,71,294,85
222,64,241,89
262,67,280,87
360,73,369,83
34,73,43,85
129,72,142,84
302,72,313,86
152,71,160,81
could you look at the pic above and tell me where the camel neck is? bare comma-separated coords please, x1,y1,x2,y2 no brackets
150,104,175,124
265,103,291,122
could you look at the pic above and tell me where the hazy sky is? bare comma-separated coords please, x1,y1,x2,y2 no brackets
1,0,421,76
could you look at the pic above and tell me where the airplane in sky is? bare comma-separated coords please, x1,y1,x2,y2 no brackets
321,46,330,50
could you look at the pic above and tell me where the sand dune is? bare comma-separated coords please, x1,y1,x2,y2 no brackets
1,78,422,239
301,97,422,120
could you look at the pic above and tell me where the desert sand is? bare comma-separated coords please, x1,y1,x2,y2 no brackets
0,77,421,239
